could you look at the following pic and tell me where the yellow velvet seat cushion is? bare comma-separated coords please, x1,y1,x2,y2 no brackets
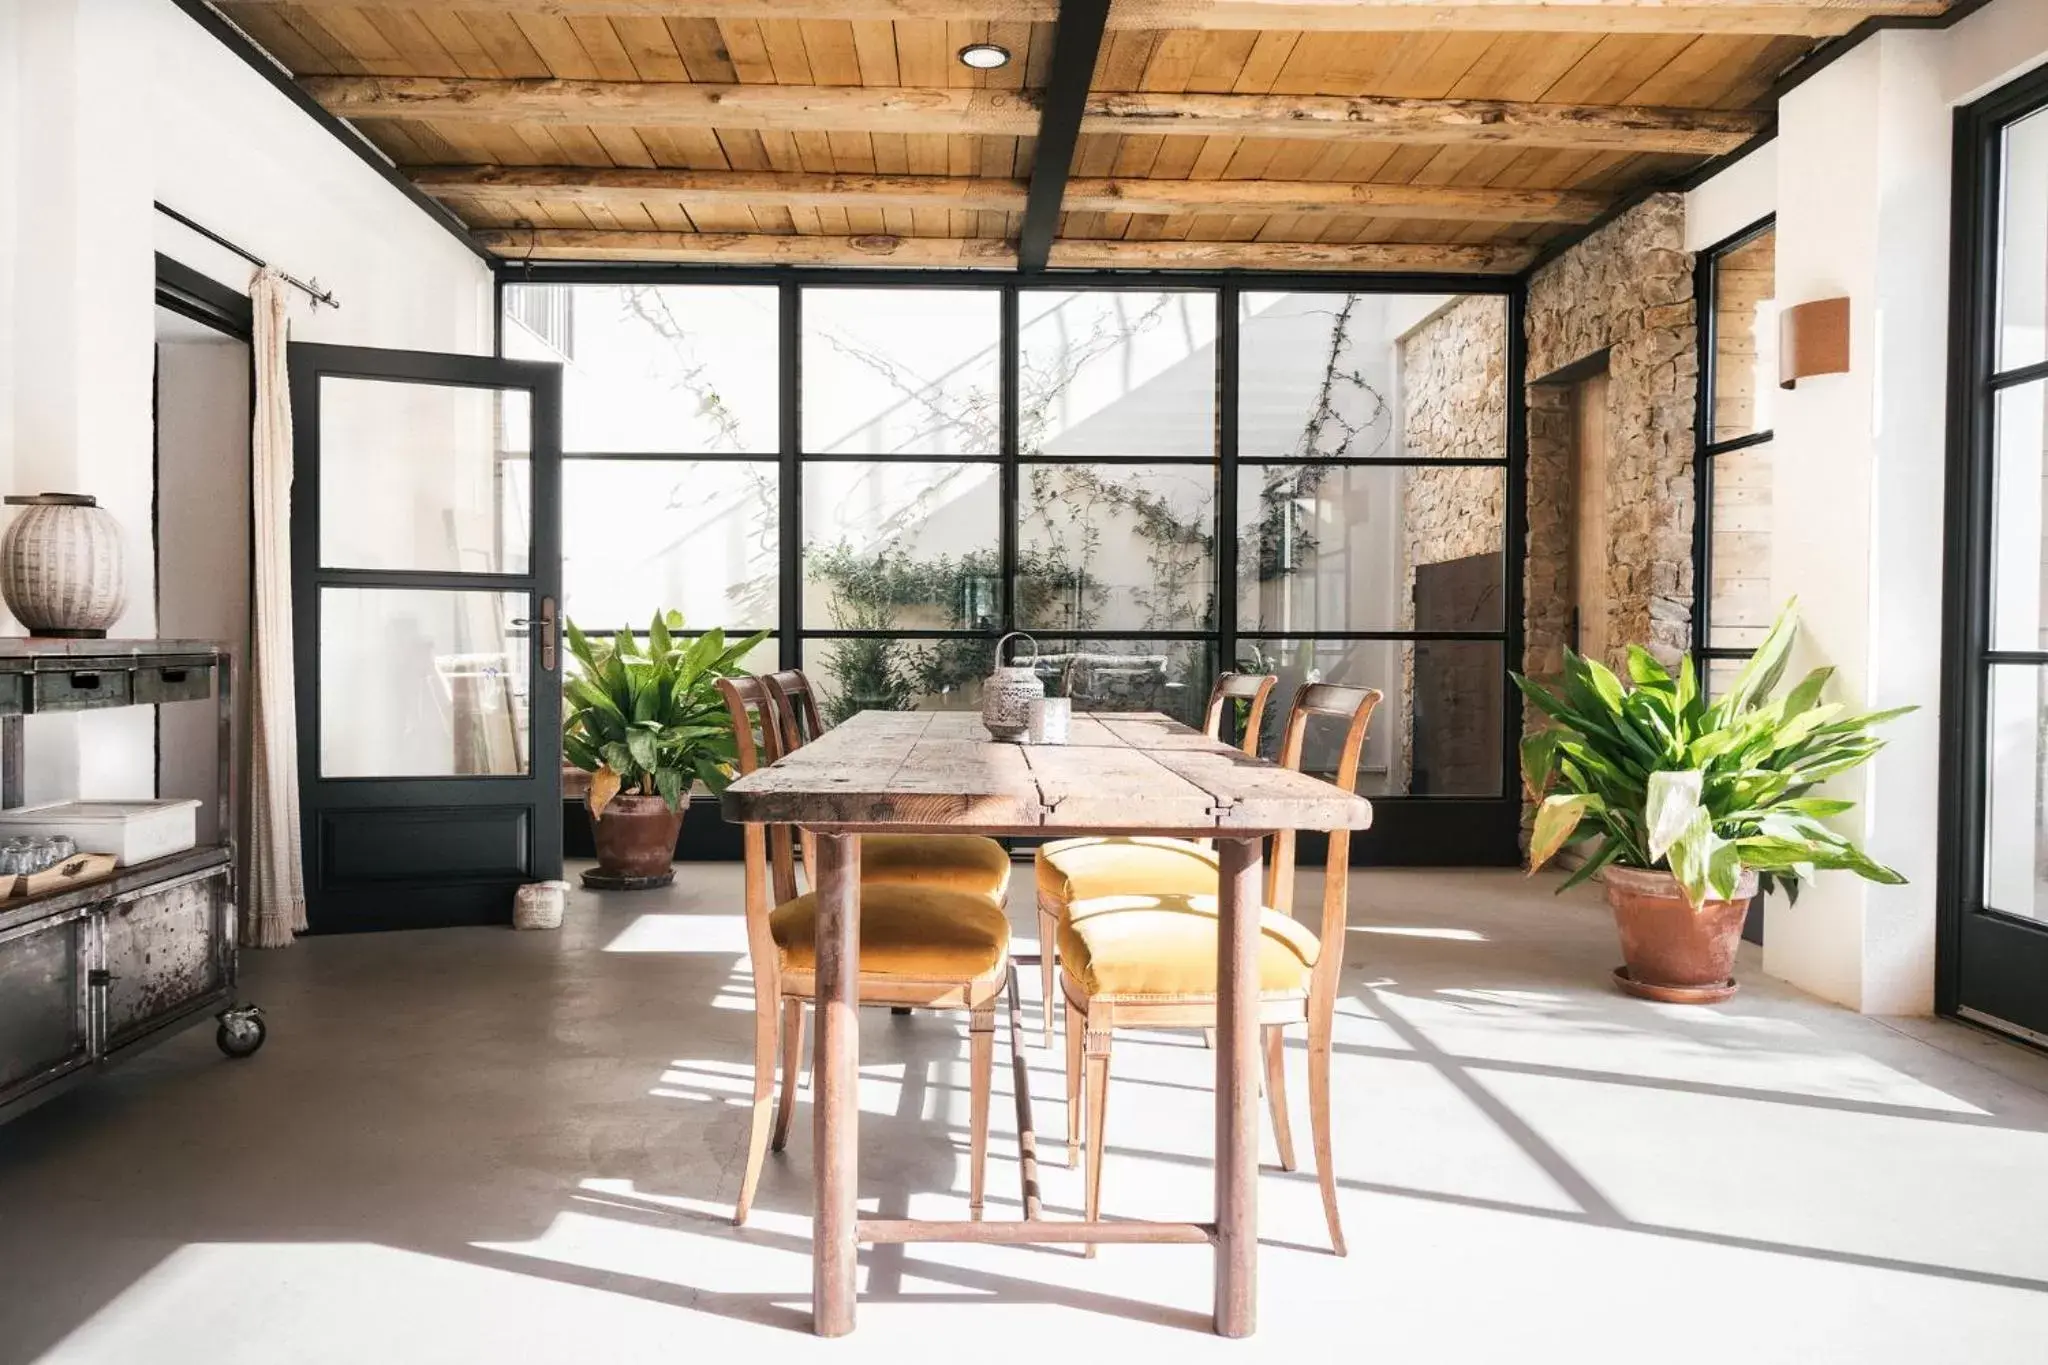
1058,892,1320,1001
1035,837,1220,909
771,884,1010,981
860,833,1011,901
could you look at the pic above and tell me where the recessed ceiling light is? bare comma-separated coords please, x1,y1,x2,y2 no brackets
957,42,1011,71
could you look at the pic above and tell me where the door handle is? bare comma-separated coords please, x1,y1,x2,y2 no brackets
513,597,558,672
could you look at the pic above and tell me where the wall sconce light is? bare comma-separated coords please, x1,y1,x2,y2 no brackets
1779,296,1850,389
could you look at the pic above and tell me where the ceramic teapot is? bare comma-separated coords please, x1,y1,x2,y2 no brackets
981,631,1044,743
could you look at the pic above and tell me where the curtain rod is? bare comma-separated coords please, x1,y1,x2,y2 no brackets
154,202,341,310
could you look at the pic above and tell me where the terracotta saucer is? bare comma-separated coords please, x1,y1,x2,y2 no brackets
581,868,677,891
1612,966,1738,1005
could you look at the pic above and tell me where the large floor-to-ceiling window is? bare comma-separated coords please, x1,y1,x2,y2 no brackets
1941,65,2048,1040
504,273,1523,861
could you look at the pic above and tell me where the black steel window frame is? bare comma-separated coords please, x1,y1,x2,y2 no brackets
496,265,1528,858
1937,62,2048,1024
1691,214,1777,670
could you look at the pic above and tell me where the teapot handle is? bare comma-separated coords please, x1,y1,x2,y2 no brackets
995,630,1039,669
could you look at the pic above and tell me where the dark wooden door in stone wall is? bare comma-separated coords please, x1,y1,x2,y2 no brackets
1412,553,1504,797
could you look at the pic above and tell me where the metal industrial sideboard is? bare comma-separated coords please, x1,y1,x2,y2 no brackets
0,639,263,1126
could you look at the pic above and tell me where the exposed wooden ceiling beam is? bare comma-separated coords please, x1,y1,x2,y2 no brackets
269,1,1946,39
305,78,1039,136
307,77,1765,156
1081,92,1765,153
473,228,1534,273
415,164,1608,224
1020,0,1111,272
478,230,1019,266
1049,239,1538,272
413,166,1031,213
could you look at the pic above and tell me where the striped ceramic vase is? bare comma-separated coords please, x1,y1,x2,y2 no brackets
0,494,127,638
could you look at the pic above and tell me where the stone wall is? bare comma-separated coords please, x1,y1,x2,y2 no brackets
1526,192,1698,669
1396,295,1508,790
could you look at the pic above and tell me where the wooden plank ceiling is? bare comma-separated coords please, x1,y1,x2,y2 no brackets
216,0,1951,275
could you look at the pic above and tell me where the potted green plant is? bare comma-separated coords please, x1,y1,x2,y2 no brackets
562,612,767,889
1515,602,1910,1002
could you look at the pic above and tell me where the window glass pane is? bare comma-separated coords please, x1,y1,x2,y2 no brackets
802,288,1000,455
802,462,1001,631
502,284,778,454
1710,228,1777,441
563,461,777,633
1018,291,1217,456
1240,292,1506,461
1235,638,1500,796
1990,380,2048,652
319,378,528,574
1018,463,1215,633
1033,638,1215,731
802,637,988,726
1984,664,2048,921
1998,108,2048,374
320,588,528,777
1237,464,1504,633
1707,441,1774,651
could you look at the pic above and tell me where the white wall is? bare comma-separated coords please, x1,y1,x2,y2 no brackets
0,0,493,808
1761,0,2048,1014
154,316,251,846
1684,141,1778,252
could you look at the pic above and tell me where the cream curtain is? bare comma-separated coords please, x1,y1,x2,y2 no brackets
246,271,307,946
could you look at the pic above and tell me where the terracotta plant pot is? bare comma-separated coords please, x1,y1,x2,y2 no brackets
587,792,683,889
1602,864,1759,1004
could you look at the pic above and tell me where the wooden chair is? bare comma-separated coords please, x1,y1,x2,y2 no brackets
1058,682,1382,1257
1032,672,1277,1045
759,669,1012,903
717,675,1013,1225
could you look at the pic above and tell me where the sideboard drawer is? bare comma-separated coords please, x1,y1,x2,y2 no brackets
33,668,131,711
133,663,213,705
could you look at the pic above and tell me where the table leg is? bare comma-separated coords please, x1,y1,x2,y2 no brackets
812,832,861,1337
1213,835,1262,1337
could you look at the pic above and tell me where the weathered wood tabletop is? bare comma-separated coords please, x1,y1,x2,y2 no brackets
722,709,1372,1340
722,709,1374,835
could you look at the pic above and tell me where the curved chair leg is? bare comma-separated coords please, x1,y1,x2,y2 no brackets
1263,1025,1297,1172
1081,1022,1113,1258
771,996,805,1153
1063,996,1085,1167
1037,892,1060,1049
1307,997,1345,1256
968,1002,996,1220
734,986,780,1226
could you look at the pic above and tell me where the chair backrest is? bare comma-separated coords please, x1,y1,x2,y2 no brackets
716,676,798,988
760,669,827,751
1266,682,1383,998
758,669,828,886
1202,672,1279,757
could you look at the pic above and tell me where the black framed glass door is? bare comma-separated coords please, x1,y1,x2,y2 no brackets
1940,65,2048,1042
289,343,563,932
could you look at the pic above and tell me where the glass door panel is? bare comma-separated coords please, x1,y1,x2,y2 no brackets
318,588,531,778
319,378,531,575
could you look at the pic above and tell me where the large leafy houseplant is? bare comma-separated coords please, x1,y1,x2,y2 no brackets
1515,601,1910,912
562,612,768,820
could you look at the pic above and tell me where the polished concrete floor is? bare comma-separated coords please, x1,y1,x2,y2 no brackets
4,863,2048,1364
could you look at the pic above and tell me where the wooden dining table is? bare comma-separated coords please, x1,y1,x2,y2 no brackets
720,708,1373,1339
